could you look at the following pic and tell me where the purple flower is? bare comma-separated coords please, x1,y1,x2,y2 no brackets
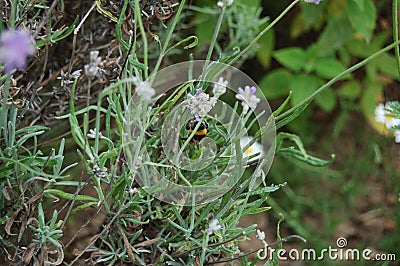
195,88,203,96
205,219,222,235
0,29,35,74
303,0,321,4
235,85,260,114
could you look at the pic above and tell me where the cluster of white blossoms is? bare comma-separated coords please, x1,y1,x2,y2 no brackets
84,50,101,78
187,77,264,157
375,103,400,143
217,0,234,8
135,80,155,101
93,165,108,179
188,77,261,116
187,88,217,120
126,76,156,101
256,229,265,241
205,219,222,235
256,228,268,248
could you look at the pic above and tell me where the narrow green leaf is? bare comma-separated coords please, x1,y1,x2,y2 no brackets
15,130,45,147
48,237,62,248
71,202,98,215
15,126,50,135
247,206,272,215
50,210,58,229
38,203,45,229
44,189,98,202
277,148,335,167
273,91,292,117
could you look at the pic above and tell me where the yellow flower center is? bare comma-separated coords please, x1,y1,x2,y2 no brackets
245,146,253,154
385,115,394,121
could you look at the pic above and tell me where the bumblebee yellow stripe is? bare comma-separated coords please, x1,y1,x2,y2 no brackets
193,129,207,136
188,129,207,135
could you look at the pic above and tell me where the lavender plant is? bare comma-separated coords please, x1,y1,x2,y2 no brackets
0,0,399,265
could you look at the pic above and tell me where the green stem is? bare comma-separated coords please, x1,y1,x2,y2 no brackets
0,76,10,140
205,6,225,63
176,167,192,186
195,0,299,84
229,0,300,65
276,39,400,122
200,233,210,266
10,0,17,28
393,0,400,80
150,0,186,83
134,0,148,79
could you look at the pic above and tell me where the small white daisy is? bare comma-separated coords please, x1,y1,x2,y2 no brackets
240,136,263,162
374,103,400,129
375,103,386,123
395,130,400,143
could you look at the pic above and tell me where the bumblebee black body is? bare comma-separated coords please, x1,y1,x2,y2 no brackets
185,120,208,144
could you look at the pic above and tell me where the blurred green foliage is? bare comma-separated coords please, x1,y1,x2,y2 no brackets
194,0,400,264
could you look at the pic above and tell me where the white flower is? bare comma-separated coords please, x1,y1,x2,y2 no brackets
93,165,107,178
129,188,138,194
87,128,103,139
240,136,263,162
235,86,260,114
205,219,222,235
235,247,241,254
136,156,143,168
375,103,386,124
58,70,82,87
256,229,265,241
374,103,400,129
217,0,234,8
84,50,101,78
303,0,321,4
385,103,400,129
395,130,400,143
213,77,228,98
136,81,155,101
386,117,400,129
187,89,217,117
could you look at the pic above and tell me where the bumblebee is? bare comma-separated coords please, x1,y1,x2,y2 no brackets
185,119,208,144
